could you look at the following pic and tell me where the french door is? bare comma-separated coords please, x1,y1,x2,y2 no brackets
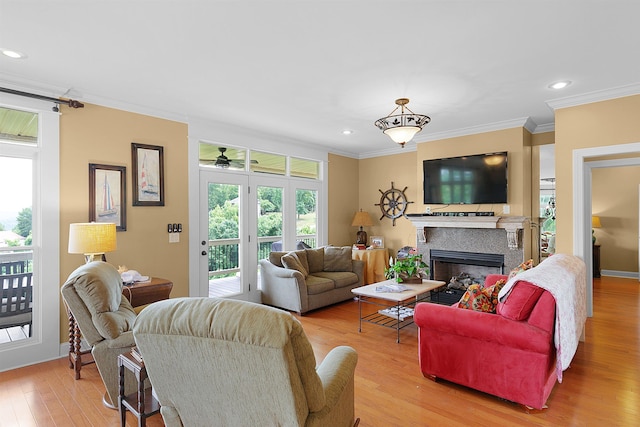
199,171,257,301
199,171,321,301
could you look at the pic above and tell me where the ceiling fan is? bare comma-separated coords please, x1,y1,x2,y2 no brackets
200,147,257,169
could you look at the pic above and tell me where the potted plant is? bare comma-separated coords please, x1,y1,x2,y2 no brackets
385,249,428,283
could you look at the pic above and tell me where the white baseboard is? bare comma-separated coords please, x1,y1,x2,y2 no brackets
601,269,639,279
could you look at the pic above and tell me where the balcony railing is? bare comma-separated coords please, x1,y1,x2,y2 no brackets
207,235,316,276
0,249,33,274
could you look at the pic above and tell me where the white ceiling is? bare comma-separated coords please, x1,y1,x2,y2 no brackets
1,1,639,158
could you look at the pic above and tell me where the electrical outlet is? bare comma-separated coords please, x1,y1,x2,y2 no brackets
503,204,510,214
425,206,431,214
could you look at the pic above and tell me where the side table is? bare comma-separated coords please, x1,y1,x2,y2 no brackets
68,277,172,379
118,351,161,427
352,249,390,284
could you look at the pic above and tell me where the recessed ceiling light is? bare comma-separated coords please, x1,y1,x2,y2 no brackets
1,49,27,59
549,80,571,90
342,129,353,135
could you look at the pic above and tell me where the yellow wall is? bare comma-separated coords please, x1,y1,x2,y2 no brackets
593,165,639,272
327,153,360,246
59,103,189,342
359,151,418,254
554,94,640,256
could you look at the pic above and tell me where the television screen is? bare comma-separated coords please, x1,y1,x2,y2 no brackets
423,152,508,204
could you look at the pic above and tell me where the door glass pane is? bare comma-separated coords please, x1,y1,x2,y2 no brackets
0,156,33,342
257,185,283,257
296,189,317,248
207,183,242,297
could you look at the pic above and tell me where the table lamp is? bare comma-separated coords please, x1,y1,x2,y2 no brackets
351,209,374,245
68,222,117,263
591,215,601,244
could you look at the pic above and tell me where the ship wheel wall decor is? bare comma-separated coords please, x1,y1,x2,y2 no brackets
375,182,413,226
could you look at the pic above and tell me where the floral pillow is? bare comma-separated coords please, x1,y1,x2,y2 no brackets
508,259,534,279
457,279,507,313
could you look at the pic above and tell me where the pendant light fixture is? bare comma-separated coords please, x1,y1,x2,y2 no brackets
374,98,430,147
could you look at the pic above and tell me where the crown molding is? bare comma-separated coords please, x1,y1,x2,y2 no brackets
546,83,640,111
533,122,555,133
416,117,532,143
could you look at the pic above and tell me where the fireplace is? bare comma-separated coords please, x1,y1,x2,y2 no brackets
406,215,529,305
430,249,504,282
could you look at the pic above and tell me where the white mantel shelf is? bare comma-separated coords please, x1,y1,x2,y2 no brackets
407,215,530,249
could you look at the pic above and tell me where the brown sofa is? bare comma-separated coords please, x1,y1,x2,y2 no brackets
259,246,364,314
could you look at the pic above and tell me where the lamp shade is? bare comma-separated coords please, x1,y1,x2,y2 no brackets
384,126,421,145
68,223,117,258
592,216,602,228
351,210,374,227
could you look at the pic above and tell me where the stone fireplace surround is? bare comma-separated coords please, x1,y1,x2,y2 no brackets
407,216,530,275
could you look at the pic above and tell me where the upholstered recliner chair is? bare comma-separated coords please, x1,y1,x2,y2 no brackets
133,297,359,427
61,261,137,408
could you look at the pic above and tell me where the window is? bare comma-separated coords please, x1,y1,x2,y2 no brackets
0,107,38,145
0,98,60,370
290,157,320,179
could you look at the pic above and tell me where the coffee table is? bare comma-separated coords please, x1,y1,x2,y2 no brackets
351,279,446,343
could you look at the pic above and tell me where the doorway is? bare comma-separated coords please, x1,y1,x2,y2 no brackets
573,141,640,316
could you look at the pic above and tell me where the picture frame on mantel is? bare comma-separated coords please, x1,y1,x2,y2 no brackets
89,163,126,231
131,142,164,206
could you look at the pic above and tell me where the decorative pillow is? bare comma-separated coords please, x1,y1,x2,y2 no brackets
457,284,492,312
508,259,534,279
281,251,309,277
323,246,352,272
481,278,507,312
305,247,325,273
457,279,507,313
269,251,288,268
497,281,545,321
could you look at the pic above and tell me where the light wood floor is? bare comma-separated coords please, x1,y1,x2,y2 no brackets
1,276,638,426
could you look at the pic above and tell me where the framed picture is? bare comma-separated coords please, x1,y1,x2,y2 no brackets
370,236,384,248
131,142,164,206
89,163,126,231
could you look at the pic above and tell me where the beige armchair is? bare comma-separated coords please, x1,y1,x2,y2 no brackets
133,297,359,427
60,261,137,408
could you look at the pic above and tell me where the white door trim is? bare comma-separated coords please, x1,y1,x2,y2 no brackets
573,142,640,316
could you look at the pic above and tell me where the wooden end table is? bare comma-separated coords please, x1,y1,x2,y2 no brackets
351,279,445,343
68,277,172,379
118,351,161,427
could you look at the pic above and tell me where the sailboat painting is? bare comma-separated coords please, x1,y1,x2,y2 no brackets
89,163,126,230
132,143,165,206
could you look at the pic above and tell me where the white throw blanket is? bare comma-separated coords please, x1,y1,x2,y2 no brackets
497,254,587,382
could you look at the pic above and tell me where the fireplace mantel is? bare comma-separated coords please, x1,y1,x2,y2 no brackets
407,215,530,250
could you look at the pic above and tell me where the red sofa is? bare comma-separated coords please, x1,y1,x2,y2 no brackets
414,274,557,409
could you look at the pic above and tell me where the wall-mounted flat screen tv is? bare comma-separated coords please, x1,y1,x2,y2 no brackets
423,152,508,204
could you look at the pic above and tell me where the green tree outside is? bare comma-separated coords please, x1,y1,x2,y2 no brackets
13,207,31,237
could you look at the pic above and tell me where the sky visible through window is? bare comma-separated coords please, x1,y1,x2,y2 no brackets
0,156,32,230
